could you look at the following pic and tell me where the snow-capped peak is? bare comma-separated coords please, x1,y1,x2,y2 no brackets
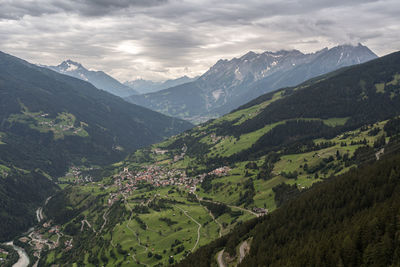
58,60,84,72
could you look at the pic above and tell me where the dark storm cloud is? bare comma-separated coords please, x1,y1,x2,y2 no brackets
0,0,398,81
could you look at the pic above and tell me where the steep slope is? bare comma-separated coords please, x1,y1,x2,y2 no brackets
0,51,192,175
176,142,400,267
124,75,198,94
0,51,192,241
35,51,400,266
47,60,138,97
126,44,377,123
159,50,400,166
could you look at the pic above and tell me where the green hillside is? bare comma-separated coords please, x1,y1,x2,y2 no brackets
29,51,400,266
176,139,400,267
0,51,192,242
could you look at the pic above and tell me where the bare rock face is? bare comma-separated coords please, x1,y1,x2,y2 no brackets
126,44,377,123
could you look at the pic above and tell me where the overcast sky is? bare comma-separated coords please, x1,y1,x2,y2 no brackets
0,0,399,82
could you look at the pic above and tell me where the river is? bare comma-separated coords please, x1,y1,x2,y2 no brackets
3,197,51,267
5,241,29,267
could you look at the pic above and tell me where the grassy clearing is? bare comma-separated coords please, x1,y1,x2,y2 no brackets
202,117,349,159
375,73,400,94
205,91,285,128
206,122,284,158
253,175,287,211
111,202,216,266
8,109,88,139
375,82,385,93
322,117,349,127
387,73,400,86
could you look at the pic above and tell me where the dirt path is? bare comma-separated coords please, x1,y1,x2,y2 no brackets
217,249,226,267
56,232,62,245
239,240,250,263
196,196,224,237
81,219,95,232
207,208,223,237
36,196,52,223
98,208,111,234
227,204,259,217
125,208,148,254
199,198,259,217
175,205,202,252
375,148,385,160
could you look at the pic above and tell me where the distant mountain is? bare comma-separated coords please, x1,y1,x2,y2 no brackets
46,60,138,97
125,44,378,123
0,51,192,240
124,75,198,94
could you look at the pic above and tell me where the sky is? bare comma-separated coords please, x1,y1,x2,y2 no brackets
0,0,399,82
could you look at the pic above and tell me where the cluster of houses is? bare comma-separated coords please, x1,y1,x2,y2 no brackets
209,133,224,144
17,220,63,260
36,113,83,134
252,207,268,215
153,148,168,155
106,164,233,206
65,166,94,184
208,166,231,176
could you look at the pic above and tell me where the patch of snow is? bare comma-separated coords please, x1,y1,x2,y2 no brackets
261,67,271,76
234,67,243,81
212,89,224,101
271,61,277,67
263,52,282,58
66,62,78,72
337,52,344,64
79,73,88,81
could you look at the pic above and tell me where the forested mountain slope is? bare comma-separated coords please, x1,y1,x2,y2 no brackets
176,139,400,267
0,51,192,241
0,51,192,176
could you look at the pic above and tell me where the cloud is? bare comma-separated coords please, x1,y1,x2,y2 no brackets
0,0,399,81
0,0,168,19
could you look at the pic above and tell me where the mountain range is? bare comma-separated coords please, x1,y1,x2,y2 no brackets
46,60,138,97
125,44,377,123
124,76,198,94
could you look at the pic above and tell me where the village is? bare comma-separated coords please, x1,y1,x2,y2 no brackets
60,165,94,185
30,112,86,136
107,164,231,207
18,221,66,259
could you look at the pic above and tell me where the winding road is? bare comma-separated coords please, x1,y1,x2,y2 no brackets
98,207,111,234
175,205,202,252
239,240,250,263
217,249,226,267
198,198,259,217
